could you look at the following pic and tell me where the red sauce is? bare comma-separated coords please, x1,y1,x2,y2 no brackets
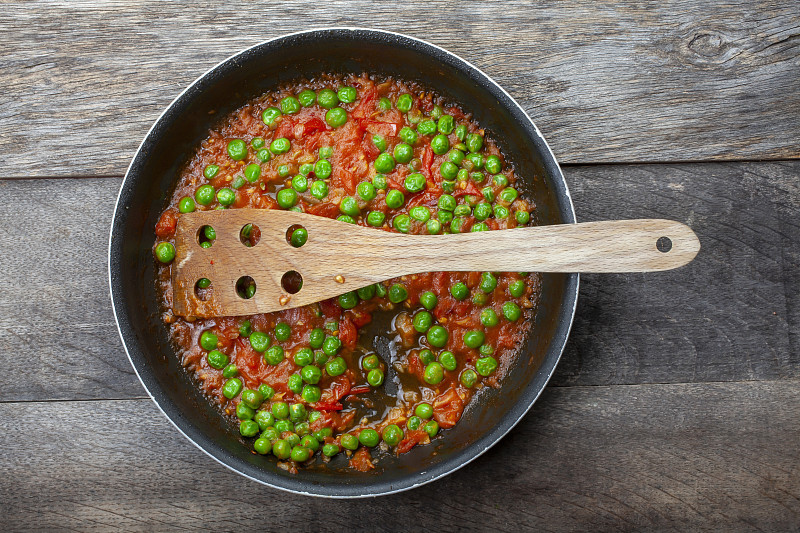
154,73,542,471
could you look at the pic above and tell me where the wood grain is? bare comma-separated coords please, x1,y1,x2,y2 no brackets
1,381,798,530
1,160,796,401
174,212,699,318
0,1,798,178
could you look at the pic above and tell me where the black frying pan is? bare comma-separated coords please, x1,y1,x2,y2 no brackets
108,28,579,497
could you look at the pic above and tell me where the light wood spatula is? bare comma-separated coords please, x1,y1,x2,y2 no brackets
171,209,700,318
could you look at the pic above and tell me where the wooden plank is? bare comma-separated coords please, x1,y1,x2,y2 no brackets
1,160,797,401
0,1,797,178
1,381,798,530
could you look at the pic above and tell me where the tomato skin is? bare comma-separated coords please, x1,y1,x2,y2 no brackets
349,447,375,471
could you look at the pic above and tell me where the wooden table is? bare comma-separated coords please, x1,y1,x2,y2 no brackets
2,2,798,530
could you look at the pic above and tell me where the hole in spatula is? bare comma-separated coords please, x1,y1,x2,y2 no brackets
197,225,216,248
236,276,257,299
240,224,260,247
656,236,672,253
281,271,303,294
286,225,308,248
194,278,212,301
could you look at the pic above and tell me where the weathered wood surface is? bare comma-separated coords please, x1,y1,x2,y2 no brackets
2,381,798,531
1,160,797,402
1,1,798,178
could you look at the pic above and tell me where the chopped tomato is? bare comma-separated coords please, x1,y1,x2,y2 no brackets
397,429,430,454
349,448,375,472
154,210,177,237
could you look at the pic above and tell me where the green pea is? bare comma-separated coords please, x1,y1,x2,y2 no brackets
378,97,392,110
270,137,290,155
375,283,388,298
508,280,525,298
277,164,291,178
515,210,531,225
270,439,290,459
457,168,469,182
454,124,468,141
288,175,307,193
476,356,499,377
264,345,285,365
276,188,297,209
261,427,280,442
322,443,340,457
404,173,426,193
367,368,384,387
459,369,478,388
470,202,490,221
258,383,275,400
341,434,359,450
382,424,403,446
407,416,422,430
471,222,489,232
310,180,329,200
357,284,376,300
302,384,321,403
338,290,358,309
336,86,357,104
413,311,433,333
480,272,498,293
466,133,484,153
262,107,282,126
407,206,429,223
393,143,414,164
309,160,331,183
288,401,305,421
307,328,324,350
222,363,238,378
483,154,501,174
289,348,311,368
239,419,259,437
154,242,175,263
425,420,440,438
372,134,387,152
325,107,347,128
271,401,288,420
424,362,445,385
440,351,458,371
385,189,405,209
274,419,293,433
280,96,300,115
417,120,436,136
322,337,341,358
374,153,396,173
216,188,235,206
437,114,455,134
493,174,509,187
207,350,228,370
463,330,485,349
420,291,438,310
227,139,247,161
419,349,436,365
318,88,339,109
313,426,332,440
230,175,246,189
177,196,196,214
248,331,270,352
426,325,448,348
270,323,288,342
367,210,386,227
470,172,485,184
196,278,211,290
397,93,413,113
242,389,264,409
236,402,254,420
431,134,450,155
255,148,271,163
358,428,380,447
499,187,519,204
223,378,242,399
254,437,272,455
203,164,220,180
479,344,495,357
299,435,320,453
288,445,309,462
465,153,484,170
415,403,434,419
480,308,500,328
338,196,360,218
450,216,467,233
326,356,346,376
285,227,307,249
399,126,418,145
391,214,409,233
450,282,468,301
362,354,380,370
195,184,215,206
426,219,442,234
373,174,388,190
503,301,522,321
494,205,510,219
389,283,408,304
254,410,274,431
438,161,457,181
297,89,316,107
198,330,217,351
453,204,471,218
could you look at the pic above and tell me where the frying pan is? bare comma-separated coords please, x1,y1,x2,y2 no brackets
108,28,579,497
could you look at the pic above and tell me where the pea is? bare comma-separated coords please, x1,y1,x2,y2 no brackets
239,420,259,437
270,401,288,420
262,107,282,126
374,153,396,173
357,284,376,301
476,356,499,377
264,345,285,365
480,272,498,293
236,402,255,420
397,93,413,112
466,154,484,171
259,383,275,400
249,331,271,352
426,325,448,348
314,427,332,440
375,283,388,298
407,416,422,430
405,207,429,224
242,389,264,409
272,439,291,459
338,215,356,224
388,283,408,304
420,291,438,310
493,174,509,187
438,161,458,181
480,154,499,174
254,438,272,455
450,282,468,301
334,86,356,104
466,133,484,153
413,311,433,333
222,363,238,378
425,420,440,438
195,278,211,290
507,280,525,298
289,349,311,368
197,330,217,351
453,204,471,218
326,356,346,376
450,216,467,233
493,206,509,220
399,126,418,145
480,308,500,328
341,434,359,450
275,420,293,434
372,95,390,110
372,174,388,190
289,401,306,421
277,164,291,178
176,196,196,214
302,385,322,403
415,403,434,419
469,172,485,184
382,424,403,446
385,189,405,209
431,134,450,155
325,107,347,128
310,180,329,200
287,227,307,248
206,350,228,370
270,137,290,155
479,344,495,356
424,362,445,385
280,96,300,115
439,351,457,371
276,188,298,209
457,168,469,182
194,184,215,206
359,428,380,447
367,210,386,227
372,134,387,152
362,354,380,370
454,124,468,141
313,87,337,109
255,410,275,430
404,173,426,193
154,242,175,264
222,378,242,399
426,219,442,234
215,188,235,206
339,290,358,309
499,187,519,204
503,301,522,321
261,427,280,441
417,120,436,136
296,435,319,454
367,368,384,387
294,89,315,107
307,328,324,350
288,445,310,462
437,114,455,134
419,349,436,365
203,164,220,180
269,323,288,342
337,196,359,218
322,443,340,457
463,330,485,349
515,210,531,225
226,139,247,161
469,202,489,221
255,148,271,163
288,175,307,193
394,143,414,164
471,222,489,232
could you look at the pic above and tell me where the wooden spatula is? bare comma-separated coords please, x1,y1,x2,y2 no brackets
171,209,700,318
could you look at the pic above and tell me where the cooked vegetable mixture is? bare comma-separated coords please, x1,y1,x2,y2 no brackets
154,74,541,473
